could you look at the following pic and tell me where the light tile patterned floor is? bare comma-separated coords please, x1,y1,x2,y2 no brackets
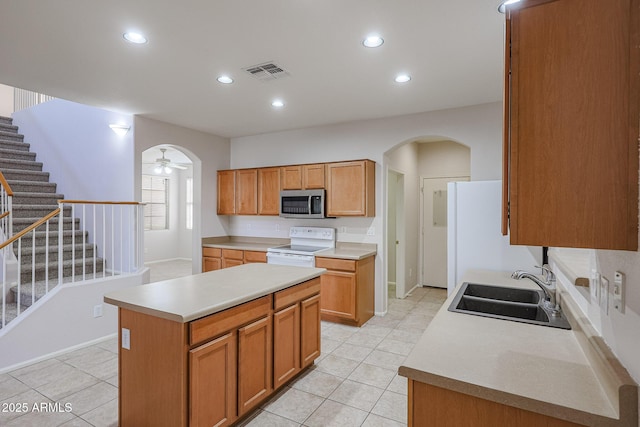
0,260,447,427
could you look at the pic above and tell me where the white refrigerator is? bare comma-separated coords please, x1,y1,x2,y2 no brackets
446,180,540,295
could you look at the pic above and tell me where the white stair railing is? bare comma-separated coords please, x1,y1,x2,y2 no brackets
0,172,13,243
13,88,56,112
0,201,144,329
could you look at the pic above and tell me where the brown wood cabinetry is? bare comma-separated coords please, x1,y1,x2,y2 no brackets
273,278,321,389
502,0,639,250
408,380,583,427
238,316,272,416
219,160,374,217
315,256,374,327
217,170,236,215
189,332,236,427
258,167,280,215
326,160,375,217
202,247,267,272
202,247,222,272
236,169,258,215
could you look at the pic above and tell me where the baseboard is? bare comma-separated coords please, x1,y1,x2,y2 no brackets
0,333,117,374
145,257,193,265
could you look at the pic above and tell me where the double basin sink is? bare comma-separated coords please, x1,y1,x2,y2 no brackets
448,282,571,330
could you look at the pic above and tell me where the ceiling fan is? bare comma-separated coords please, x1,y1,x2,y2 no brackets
154,148,187,174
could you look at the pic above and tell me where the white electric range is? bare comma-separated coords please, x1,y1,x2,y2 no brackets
267,227,336,267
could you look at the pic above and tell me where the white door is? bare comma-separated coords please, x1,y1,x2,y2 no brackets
422,176,469,288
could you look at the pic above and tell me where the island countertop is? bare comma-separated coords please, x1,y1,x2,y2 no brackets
104,263,325,323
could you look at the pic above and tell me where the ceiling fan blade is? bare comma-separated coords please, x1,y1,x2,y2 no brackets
168,163,187,170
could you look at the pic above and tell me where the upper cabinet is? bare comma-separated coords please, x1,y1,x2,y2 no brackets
217,170,236,215
236,169,258,215
258,167,280,215
280,164,325,190
218,160,375,217
502,0,639,250
326,160,375,217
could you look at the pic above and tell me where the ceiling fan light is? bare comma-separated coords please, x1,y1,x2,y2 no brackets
154,165,163,174
164,166,172,174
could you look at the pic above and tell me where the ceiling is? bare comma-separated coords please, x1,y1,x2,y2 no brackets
0,0,506,138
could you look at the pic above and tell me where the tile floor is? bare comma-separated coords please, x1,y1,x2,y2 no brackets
0,260,447,427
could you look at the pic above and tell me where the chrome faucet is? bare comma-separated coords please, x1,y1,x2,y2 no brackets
511,265,561,317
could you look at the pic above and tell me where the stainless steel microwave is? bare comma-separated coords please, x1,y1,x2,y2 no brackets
279,189,326,218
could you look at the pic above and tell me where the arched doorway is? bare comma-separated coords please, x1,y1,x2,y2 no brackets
141,145,201,279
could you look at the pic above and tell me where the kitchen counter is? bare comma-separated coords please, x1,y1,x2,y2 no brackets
104,263,325,323
316,242,377,260
398,270,637,427
202,236,377,260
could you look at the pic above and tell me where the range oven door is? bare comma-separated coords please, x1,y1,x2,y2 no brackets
267,251,315,267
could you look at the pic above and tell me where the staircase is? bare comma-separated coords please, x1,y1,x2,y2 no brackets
0,115,104,327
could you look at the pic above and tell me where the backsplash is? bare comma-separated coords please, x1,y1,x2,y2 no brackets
227,216,380,244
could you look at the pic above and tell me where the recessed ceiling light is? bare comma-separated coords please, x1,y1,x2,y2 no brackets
498,0,521,13
363,35,384,48
271,99,285,108
123,31,148,44
395,74,411,83
217,75,233,84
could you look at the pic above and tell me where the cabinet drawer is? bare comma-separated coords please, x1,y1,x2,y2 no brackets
244,251,267,263
315,257,356,272
202,247,221,258
273,277,321,311
190,296,271,346
222,249,244,260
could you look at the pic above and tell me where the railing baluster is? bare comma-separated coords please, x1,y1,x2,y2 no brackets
103,205,106,278
71,204,75,282
111,205,115,277
92,205,96,278
58,203,63,287
45,221,49,294
120,206,123,274
82,204,86,281
2,248,6,328
33,228,37,304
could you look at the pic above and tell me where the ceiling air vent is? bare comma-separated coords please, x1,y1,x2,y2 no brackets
243,62,290,82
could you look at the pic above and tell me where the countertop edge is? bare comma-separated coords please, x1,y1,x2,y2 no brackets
397,368,628,427
104,267,325,323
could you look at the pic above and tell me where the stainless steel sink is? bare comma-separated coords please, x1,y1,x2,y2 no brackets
448,282,571,329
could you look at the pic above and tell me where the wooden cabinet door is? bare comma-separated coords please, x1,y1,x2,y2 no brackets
238,316,272,416
504,0,639,250
222,258,243,269
320,270,357,321
258,167,280,215
189,332,237,427
300,294,321,368
244,251,267,264
236,169,258,215
217,170,236,215
326,160,375,217
302,164,325,189
203,257,221,272
280,165,303,190
273,304,300,390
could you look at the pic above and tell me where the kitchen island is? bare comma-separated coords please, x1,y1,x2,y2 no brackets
399,270,637,427
104,263,325,427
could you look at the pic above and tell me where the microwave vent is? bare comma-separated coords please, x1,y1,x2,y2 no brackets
243,62,290,82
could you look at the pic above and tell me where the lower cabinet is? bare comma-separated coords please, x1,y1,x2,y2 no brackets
189,332,237,427
408,380,585,427
315,255,374,327
188,278,320,426
202,247,267,272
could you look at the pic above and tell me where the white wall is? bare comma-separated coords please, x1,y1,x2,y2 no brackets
230,102,503,314
0,84,13,117
418,140,471,178
12,98,135,201
134,116,230,273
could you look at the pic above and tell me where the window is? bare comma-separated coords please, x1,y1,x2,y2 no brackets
142,175,169,230
186,177,193,230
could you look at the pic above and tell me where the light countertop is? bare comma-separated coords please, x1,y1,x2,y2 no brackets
104,263,325,323
202,236,377,260
398,270,637,427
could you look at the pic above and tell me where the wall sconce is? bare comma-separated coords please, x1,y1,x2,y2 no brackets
109,124,131,137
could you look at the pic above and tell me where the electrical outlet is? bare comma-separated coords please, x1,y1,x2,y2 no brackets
340,226,347,233
599,276,609,315
122,328,131,350
93,304,103,318
613,271,625,313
